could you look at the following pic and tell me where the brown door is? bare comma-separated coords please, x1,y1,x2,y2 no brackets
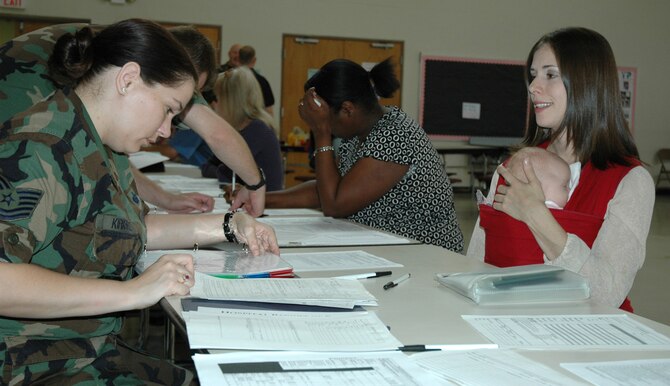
344,39,403,107
280,34,404,187
280,36,344,143
0,17,89,43
158,22,222,67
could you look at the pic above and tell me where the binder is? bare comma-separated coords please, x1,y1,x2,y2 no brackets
435,264,590,305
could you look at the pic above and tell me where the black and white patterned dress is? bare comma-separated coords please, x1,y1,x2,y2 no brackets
337,107,464,252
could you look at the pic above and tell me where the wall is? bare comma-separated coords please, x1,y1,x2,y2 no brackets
2,0,669,170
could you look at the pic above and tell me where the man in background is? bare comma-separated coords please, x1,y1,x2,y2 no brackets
218,43,241,72
239,45,275,115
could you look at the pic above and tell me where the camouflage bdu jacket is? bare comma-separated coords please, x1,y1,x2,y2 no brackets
0,88,148,382
0,24,83,124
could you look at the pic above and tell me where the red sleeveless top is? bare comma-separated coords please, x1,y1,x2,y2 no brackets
480,144,639,312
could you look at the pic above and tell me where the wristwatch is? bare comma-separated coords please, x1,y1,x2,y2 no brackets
245,168,266,191
223,211,238,243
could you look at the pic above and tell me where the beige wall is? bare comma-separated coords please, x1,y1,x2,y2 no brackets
3,0,669,171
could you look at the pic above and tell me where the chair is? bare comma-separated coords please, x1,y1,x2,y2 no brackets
656,148,670,188
469,149,509,194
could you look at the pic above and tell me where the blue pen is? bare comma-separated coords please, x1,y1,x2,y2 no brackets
242,272,271,279
209,273,270,279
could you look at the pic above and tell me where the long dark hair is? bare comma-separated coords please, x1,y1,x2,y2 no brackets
523,27,638,168
49,18,198,89
305,57,399,113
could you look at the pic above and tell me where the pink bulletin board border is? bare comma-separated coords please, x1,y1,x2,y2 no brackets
618,66,637,134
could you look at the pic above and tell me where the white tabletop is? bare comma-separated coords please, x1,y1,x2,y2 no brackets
164,243,670,381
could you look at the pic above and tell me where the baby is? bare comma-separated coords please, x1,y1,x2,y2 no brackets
506,147,571,209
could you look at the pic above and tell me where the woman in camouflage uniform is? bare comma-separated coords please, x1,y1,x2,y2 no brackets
0,19,278,385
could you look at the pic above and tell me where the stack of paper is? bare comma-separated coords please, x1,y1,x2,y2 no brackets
182,272,398,352
148,174,222,196
129,151,169,169
137,250,293,278
183,308,401,351
190,272,377,308
257,216,414,247
280,250,403,273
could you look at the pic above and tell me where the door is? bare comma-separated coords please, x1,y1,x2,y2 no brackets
344,39,403,107
280,34,404,187
0,16,89,43
158,22,221,67
280,36,344,143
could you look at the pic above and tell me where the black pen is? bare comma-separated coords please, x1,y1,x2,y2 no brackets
335,271,392,280
383,273,410,290
399,344,498,352
398,345,441,352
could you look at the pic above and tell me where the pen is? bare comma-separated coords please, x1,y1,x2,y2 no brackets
335,271,392,280
209,269,295,279
383,273,410,290
232,173,236,192
399,344,498,352
210,273,270,279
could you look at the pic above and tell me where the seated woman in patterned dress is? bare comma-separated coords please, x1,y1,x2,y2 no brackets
264,58,464,251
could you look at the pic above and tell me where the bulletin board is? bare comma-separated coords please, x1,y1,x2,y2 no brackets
618,67,637,132
419,55,529,140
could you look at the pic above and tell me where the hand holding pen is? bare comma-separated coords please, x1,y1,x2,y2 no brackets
383,273,411,290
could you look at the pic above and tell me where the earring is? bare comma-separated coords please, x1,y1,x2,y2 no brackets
121,87,127,94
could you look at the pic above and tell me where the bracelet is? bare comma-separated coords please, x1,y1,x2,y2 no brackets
313,145,334,158
244,167,266,191
223,211,238,243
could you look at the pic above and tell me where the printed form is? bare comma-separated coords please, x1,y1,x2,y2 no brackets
561,358,670,386
412,349,586,385
183,308,402,351
462,314,670,349
257,216,413,246
280,250,403,273
193,351,449,386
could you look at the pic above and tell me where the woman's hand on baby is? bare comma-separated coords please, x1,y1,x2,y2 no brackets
493,157,546,222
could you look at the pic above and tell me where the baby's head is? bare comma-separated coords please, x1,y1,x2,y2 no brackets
507,147,571,208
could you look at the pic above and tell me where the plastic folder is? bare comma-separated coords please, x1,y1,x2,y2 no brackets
138,250,293,278
435,264,590,305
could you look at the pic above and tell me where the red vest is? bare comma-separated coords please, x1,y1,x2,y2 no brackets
480,145,639,312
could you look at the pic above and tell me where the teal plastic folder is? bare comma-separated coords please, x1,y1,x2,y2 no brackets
435,264,590,305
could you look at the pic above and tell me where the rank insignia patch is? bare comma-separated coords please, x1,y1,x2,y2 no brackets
0,175,43,221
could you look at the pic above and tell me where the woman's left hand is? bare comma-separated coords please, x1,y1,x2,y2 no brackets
298,88,331,139
230,186,265,218
165,192,215,213
492,157,547,222
232,212,280,256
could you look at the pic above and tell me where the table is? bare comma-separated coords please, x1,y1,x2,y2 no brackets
431,142,509,191
161,243,670,382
